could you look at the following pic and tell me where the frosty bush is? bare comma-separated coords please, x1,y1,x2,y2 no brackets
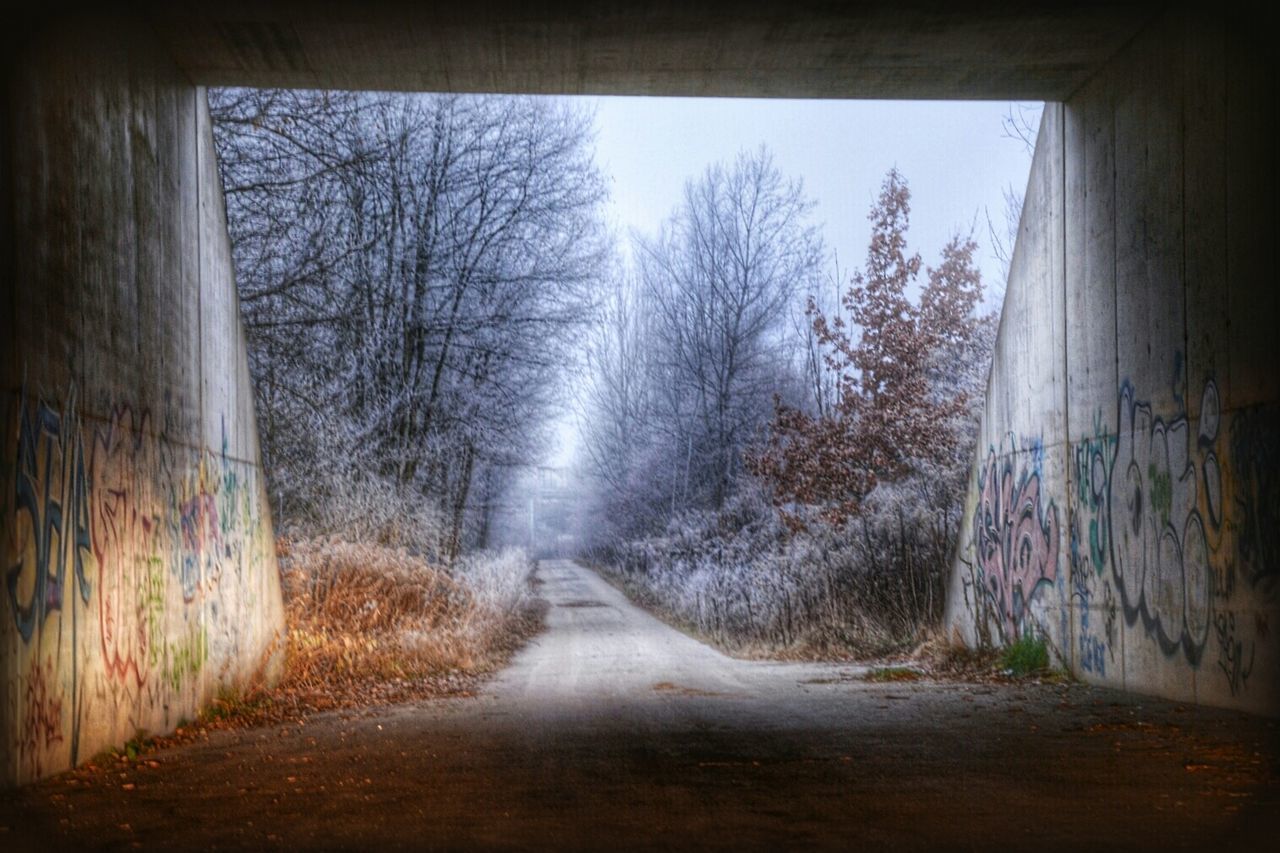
278,470,453,558
593,476,958,656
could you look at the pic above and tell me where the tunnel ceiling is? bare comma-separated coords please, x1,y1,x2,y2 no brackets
141,0,1163,100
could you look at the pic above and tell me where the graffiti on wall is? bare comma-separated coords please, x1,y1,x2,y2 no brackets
968,434,1061,644
1230,406,1279,596
5,395,95,768
89,404,167,688
1058,377,1221,673
1052,371,1275,698
3,390,271,781
1069,414,1118,676
1213,611,1255,697
18,658,64,779
6,396,93,642
1108,380,1219,665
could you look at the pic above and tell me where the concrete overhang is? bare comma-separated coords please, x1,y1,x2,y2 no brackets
124,1,1164,100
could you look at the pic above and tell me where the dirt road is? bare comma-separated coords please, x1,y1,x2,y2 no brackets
4,559,1277,850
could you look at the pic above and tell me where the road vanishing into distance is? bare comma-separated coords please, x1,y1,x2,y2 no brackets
5,560,1278,850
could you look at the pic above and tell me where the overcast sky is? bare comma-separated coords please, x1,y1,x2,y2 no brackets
588,97,1041,305
552,97,1043,467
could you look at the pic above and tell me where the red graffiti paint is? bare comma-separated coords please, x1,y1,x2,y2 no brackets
18,658,64,778
89,405,159,687
973,443,1060,641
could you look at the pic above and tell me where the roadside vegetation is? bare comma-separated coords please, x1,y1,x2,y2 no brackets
999,634,1052,677
580,167,1004,659
593,478,956,658
208,88,1032,693
211,88,605,559
203,88,587,726
276,538,542,711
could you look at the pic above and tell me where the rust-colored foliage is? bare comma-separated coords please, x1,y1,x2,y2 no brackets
749,169,986,526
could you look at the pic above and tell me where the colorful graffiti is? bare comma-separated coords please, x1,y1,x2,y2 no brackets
1051,375,1280,698
1069,416,1119,675
971,435,1061,642
89,404,166,688
17,658,64,779
1108,380,1218,665
179,492,220,601
1073,417,1116,579
6,397,93,642
961,371,1273,698
5,395,95,769
164,623,209,693
3,389,276,782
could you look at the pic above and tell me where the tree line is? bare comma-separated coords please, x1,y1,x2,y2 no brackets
214,88,1004,624
579,155,995,549
577,150,999,653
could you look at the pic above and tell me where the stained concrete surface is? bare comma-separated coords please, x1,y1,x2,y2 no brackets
944,10,1280,714
1,19,284,787
2,560,1276,851
141,1,1157,99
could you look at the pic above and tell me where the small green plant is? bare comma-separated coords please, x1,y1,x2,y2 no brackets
1001,634,1050,676
122,729,150,761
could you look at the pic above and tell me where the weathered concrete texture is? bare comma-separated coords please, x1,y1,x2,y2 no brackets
0,19,285,786
137,1,1160,100
945,8,1280,714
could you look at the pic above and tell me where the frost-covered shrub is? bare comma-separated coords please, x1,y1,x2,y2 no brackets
581,169,995,659
453,548,539,623
294,473,452,557
594,474,958,657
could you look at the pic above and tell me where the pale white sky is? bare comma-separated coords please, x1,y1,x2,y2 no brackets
551,97,1043,467
589,97,1041,302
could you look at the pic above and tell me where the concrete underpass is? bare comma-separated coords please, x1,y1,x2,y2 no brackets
2,1,1277,847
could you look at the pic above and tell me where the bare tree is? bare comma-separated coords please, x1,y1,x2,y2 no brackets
634,147,824,513
211,89,606,556
576,268,669,539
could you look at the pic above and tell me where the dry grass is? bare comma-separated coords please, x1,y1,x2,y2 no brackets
864,666,925,683
276,539,543,709
75,540,546,773
907,630,1036,681
156,539,545,739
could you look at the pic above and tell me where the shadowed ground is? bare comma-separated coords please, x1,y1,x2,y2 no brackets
3,559,1277,850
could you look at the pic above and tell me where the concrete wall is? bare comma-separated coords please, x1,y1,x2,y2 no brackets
945,9,1279,714
0,19,285,785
